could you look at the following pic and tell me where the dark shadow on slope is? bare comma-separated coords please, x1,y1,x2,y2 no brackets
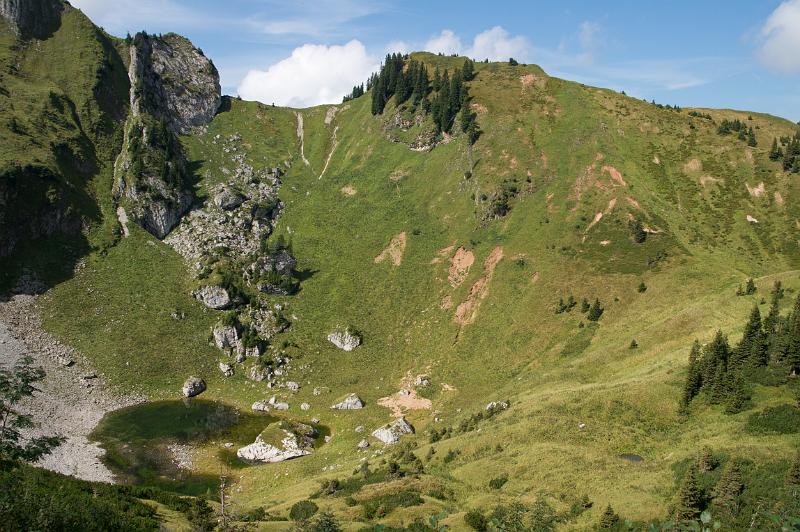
216,95,233,115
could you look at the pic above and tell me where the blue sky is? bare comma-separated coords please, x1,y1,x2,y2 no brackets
72,1,800,120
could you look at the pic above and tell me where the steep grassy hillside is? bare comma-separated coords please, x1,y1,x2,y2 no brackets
4,12,799,527
0,4,128,289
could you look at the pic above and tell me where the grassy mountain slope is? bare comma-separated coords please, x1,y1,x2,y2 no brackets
3,14,799,527
0,4,127,288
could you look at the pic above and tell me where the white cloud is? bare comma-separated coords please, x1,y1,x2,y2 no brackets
422,27,530,61
469,26,530,61
237,40,378,108
758,0,800,73
424,30,462,55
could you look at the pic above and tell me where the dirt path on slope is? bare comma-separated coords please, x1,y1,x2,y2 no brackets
296,112,310,167
448,247,475,287
0,293,145,482
318,125,339,179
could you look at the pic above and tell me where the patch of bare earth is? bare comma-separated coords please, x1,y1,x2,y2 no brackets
375,232,407,266
431,244,455,265
520,73,546,90
454,246,504,325
602,165,628,186
377,372,433,417
448,247,475,287
699,175,721,188
746,182,765,197
341,185,357,196
775,192,785,206
683,158,702,173
324,106,339,125
440,295,453,310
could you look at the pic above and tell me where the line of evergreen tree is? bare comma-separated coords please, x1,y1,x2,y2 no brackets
342,83,364,102
361,55,479,140
681,281,800,414
771,131,800,173
717,119,757,146
369,53,436,115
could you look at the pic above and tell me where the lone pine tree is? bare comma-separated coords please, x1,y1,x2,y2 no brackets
672,464,703,522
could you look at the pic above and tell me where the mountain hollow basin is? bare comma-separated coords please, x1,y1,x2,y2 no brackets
89,399,329,496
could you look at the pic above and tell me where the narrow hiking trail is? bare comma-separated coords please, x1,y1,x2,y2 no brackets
318,125,338,180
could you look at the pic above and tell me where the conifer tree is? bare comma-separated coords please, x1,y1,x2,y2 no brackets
462,57,475,81
724,372,748,414
672,464,702,522
745,278,756,295
763,288,782,337
787,293,800,374
598,504,619,529
788,455,800,487
769,137,783,160
681,341,703,409
712,460,743,516
701,331,730,387
697,446,716,472
587,299,604,321
709,363,729,404
733,305,766,369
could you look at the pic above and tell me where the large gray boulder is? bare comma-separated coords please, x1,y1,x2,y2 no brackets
328,328,361,351
194,285,231,310
248,365,272,382
251,401,270,412
331,393,364,410
213,322,239,347
218,362,234,377
371,417,414,444
182,376,206,397
237,421,316,463
486,400,509,413
213,187,245,210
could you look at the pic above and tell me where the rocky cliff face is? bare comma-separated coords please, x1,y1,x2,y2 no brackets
0,0,63,39
131,32,221,136
114,32,221,239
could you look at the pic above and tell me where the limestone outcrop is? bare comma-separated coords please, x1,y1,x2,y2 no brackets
237,421,316,463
